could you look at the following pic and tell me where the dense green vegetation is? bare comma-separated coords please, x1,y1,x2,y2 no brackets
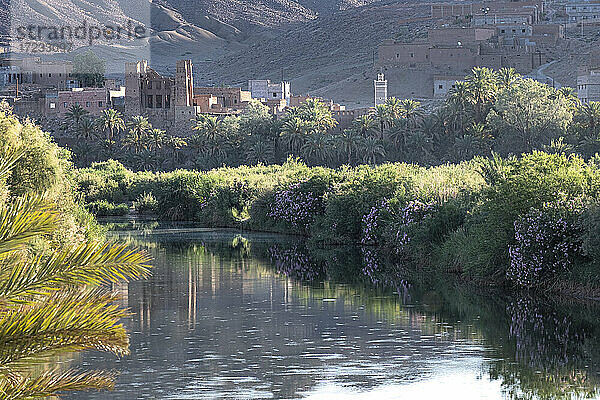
0,109,149,399
64,67,600,172
75,150,600,293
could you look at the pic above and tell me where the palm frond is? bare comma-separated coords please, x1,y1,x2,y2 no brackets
0,369,115,400
0,289,130,372
0,196,58,259
0,148,24,181
0,241,150,301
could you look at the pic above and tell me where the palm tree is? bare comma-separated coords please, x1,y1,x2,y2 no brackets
465,67,498,123
124,116,152,153
360,136,386,165
301,132,332,165
578,102,600,132
147,128,166,154
191,114,221,142
372,104,390,136
497,67,520,89
0,150,150,399
127,149,156,171
297,98,338,132
353,115,377,137
75,117,97,140
245,137,274,165
446,81,472,134
335,129,363,165
575,102,600,153
98,109,125,142
70,141,97,166
542,137,573,155
399,99,424,132
454,134,479,161
557,87,580,111
385,118,409,153
281,117,309,154
164,136,188,168
385,97,403,121
65,104,89,126
405,130,433,164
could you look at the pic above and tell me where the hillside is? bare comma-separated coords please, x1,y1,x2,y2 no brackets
1,0,583,108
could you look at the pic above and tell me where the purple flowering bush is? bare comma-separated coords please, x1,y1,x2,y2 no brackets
360,199,393,245
268,179,328,233
507,204,583,289
360,199,435,254
361,200,433,244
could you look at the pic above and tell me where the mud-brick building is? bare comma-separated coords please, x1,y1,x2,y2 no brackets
124,59,196,126
44,87,109,116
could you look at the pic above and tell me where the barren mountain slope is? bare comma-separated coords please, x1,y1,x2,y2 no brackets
198,3,431,102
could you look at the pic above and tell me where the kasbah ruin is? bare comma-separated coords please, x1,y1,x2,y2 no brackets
2,0,600,138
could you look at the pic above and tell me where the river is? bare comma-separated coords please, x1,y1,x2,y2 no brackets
64,226,600,399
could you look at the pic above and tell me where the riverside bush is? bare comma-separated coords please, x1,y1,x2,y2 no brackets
73,152,600,290
507,205,583,288
87,200,129,217
133,192,159,215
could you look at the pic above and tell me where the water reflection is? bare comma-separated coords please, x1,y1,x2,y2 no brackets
64,230,600,400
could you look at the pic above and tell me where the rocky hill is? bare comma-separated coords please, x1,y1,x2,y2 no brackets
1,0,583,108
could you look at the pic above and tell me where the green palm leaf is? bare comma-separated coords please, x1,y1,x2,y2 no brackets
0,369,116,400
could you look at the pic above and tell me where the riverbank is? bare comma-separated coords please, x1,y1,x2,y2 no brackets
75,152,600,292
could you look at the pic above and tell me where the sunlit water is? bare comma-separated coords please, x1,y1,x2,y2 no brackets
64,227,600,400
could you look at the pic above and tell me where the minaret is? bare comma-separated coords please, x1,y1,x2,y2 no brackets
374,72,388,107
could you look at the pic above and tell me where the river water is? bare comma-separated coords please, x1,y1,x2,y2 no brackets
65,227,600,399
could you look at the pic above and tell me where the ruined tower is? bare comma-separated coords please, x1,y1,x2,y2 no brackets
124,60,148,116
175,60,194,107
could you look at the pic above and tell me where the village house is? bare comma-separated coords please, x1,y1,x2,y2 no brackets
44,87,109,116
378,8,552,99
0,57,73,89
248,80,291,105
577,68,600,103
566,1,600,22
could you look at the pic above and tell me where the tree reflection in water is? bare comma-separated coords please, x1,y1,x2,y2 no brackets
109,230,600,400
260,241,600,400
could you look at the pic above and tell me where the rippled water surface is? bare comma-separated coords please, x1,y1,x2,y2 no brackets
65,227,600,399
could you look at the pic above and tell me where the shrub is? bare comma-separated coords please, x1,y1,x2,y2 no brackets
507,205,583,288
87,200,129,217
460,152,600,280
133,192,158,215
154,171,214,221
269,181,325,233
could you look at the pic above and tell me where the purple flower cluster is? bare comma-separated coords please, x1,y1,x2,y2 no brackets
392,200,433,253
268,245,323,281
361,247,381,282
507,207,582,288
401,200,433,225
361,199,391,245
269,182,322,230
